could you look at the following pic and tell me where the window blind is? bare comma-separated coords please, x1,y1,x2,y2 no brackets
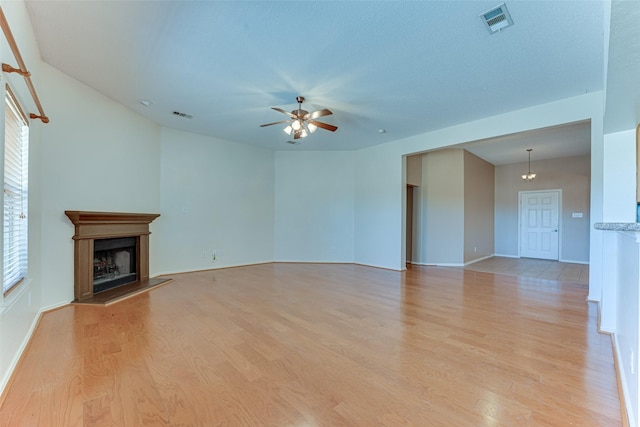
3,86,28,295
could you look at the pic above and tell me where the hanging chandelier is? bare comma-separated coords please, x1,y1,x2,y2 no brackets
522,148,536,182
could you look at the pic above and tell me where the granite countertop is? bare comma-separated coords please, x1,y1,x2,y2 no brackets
594,222,640,231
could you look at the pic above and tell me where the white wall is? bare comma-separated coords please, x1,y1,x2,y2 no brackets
353,92,605,274
596,127,639,427
39,63,161,307
354,142,404,270
599,129,636,328
494,155,591,263
589,114,605,302
410,149,494,267
597,129,639,333
274,151,354,262
614,232,640,427
1,0,164,392
602,128,636,222
0,0,47,392
155,127,274,274
422,149,464,265
463,150,495,263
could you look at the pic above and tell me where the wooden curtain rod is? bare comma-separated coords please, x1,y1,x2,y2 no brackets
0,6,48,123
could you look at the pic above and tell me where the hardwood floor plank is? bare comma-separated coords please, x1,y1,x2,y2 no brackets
0,263,623,426
83,395,113,427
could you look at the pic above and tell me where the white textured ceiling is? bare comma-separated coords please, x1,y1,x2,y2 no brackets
604,0,640,134
454,120,592,166
24,0,606,159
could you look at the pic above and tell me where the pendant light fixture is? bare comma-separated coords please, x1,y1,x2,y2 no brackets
522,148,536,182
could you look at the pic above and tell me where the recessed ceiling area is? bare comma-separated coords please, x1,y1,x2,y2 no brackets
449,121,591,166
24,0,605,154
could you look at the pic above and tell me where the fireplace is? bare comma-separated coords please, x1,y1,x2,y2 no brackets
93,236,137,293
65,211,160,301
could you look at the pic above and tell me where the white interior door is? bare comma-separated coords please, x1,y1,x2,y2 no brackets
519,190,560,260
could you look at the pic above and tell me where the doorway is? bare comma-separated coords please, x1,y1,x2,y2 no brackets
519,190,560,260
406,185,415,265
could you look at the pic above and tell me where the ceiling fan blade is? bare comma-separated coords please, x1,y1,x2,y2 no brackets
271,107,297,119
259,119,292,127
303,109,333,120
309,120,338,132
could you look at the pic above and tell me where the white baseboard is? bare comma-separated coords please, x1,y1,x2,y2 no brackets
492,254,588,265
0,307,42,396
409,261,466,267
464,255,493,266
152,260,273,278
40,300,71,313
410,256,493,268
493,253,520,258
559,258,589,265
612,334,634,427
587,294,601,303
354,262,403,272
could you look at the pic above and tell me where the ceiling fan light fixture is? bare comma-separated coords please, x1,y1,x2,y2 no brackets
260,96,337,142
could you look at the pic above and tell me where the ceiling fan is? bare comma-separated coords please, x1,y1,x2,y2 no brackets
260,96,338,139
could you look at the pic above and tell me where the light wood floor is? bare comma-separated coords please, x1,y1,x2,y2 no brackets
462,256,589,285
0,263,621,426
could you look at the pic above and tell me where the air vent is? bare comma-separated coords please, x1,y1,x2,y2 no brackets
480,3,513,34
172,111,193,119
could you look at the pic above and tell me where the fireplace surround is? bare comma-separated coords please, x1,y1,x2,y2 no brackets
65,211,160,301
93,236,137,293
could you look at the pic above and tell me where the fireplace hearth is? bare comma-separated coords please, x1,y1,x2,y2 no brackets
65,211,160,301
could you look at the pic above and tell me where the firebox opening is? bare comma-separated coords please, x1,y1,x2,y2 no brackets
93,237,137,293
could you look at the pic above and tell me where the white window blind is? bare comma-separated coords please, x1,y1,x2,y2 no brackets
3,86,28,295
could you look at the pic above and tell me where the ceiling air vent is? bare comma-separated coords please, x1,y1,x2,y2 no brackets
480,3,513,34
172,111,193,119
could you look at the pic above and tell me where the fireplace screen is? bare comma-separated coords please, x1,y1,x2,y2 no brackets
93,237,137,293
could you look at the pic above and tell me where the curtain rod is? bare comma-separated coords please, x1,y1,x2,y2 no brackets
0,6,48,123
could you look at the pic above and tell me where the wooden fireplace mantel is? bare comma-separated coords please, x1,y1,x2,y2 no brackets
65,211,160,239
65,211,160,301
